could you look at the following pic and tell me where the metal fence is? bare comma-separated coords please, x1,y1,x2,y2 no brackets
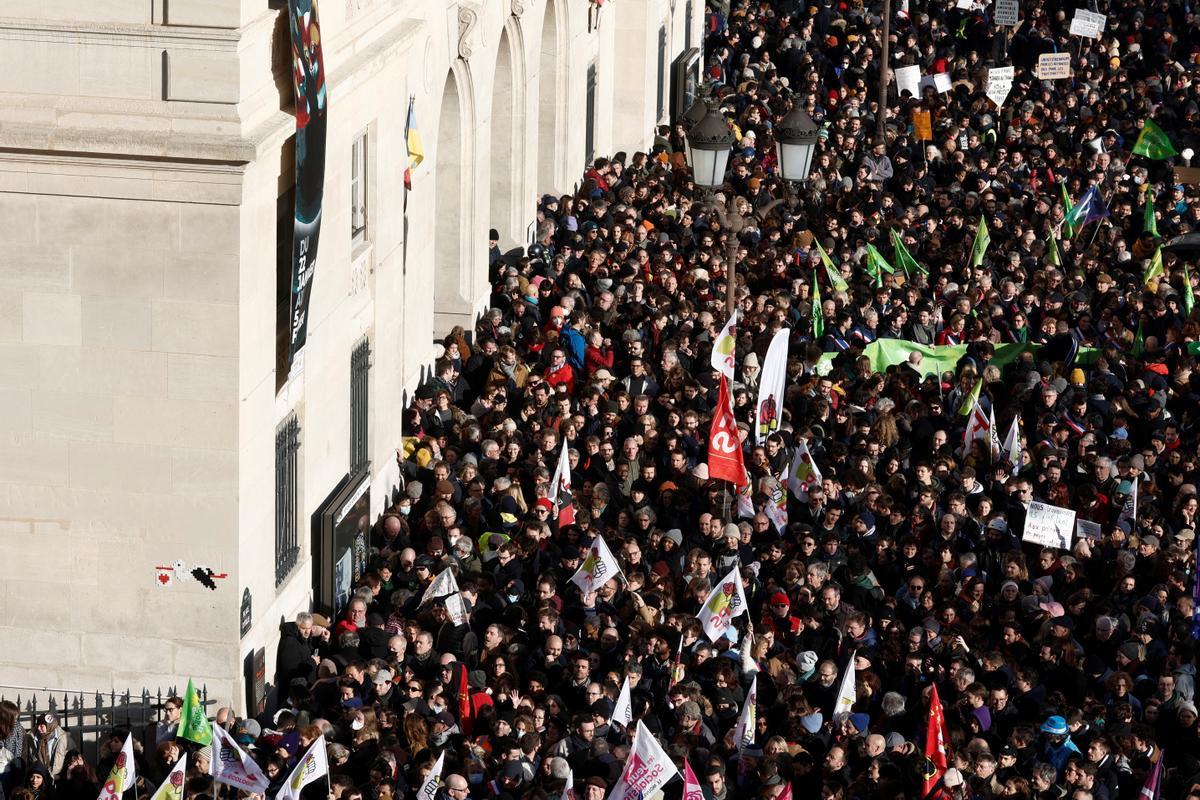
0,685,213,765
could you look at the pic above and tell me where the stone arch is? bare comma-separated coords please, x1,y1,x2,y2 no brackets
434,67,473,331
536,0,565,194
489,24,523,248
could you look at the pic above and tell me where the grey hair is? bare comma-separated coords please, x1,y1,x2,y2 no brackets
881,692,907,716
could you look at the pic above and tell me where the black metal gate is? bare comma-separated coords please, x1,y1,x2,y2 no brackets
0,685,212,766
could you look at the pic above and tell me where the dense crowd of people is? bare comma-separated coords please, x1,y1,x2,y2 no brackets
5,1,1200,800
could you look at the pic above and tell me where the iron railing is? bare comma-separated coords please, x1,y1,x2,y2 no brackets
350,337,371,472
0,685,213,766
275,414,301,586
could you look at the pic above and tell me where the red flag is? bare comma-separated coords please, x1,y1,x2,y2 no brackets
776,780,792,800
923,684,950,800
707,375,747,486
456,663,474,736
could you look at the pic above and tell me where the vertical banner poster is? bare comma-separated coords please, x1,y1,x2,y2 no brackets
287,0,329,369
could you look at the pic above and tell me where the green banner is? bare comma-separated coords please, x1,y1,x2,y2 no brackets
816,339,1097,377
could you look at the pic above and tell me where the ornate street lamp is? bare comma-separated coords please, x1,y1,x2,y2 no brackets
775,105,819,182
686,101,735,189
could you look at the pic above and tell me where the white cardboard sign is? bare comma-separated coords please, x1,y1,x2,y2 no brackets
994,0,1019,26
1069,9,1105,38
1036,53,1072,79
919,73,953,93
986,66,1014,108
895,65,922,99
1024,501,1077,550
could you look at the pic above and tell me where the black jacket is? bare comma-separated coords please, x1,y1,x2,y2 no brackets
275,621,318,688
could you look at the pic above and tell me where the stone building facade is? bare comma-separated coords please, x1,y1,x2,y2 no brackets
0,0,700,710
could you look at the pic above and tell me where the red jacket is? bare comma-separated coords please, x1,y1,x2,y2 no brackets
545,362,575,394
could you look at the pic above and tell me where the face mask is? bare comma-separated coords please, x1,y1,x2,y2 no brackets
469,774,485,785
430,731,450,746
507,593,520,603
399,505,411,516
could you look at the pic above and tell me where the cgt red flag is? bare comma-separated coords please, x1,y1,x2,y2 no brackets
707,375,747,487
923,683,951,799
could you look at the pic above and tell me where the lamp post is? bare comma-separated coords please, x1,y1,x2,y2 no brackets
775,105,820,183
686,101,737,311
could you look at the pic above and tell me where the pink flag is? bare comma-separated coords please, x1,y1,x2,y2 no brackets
683,761,704,800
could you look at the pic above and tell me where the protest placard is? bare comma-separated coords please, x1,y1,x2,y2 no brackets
994,0,1019,26
1075,518,1102,541
895,65,921,99
912,110,933,141
1069,9,1105,38
919,73,953,94
1024,501,1077,550
986,66,1014,108
1037,53,1072,79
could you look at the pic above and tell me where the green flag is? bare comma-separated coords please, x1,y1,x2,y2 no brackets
1047,232,1061,267
1059,182,1076,239
1143,246,1164,289
958,374,983,417
865,244,894,288
1185,263,1196,316
178,678,212,746
814,239,849,292
812,270,824,339
1143,189,1159,238
1132,321,1145,358
891,229,928,276
969,217,991,268
1132,119,1178,160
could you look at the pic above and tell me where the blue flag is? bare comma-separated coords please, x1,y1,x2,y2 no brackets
1065,185,1108,235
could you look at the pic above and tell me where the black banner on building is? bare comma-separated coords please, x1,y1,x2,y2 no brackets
287,0,328,368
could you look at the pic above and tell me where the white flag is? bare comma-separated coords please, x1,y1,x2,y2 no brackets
417,751,445,800
611,676,633,728
988,406,1001,460
833,651,857,719
736,468,756,519
1119,480,1138,526
211,725,270,793
961,400,991,457
711,310,738,381
754,328,790,445
560,770,574,800
696,566,749,642
150,755,186,800
570,534,623,594
609,720,680,800
1003,416,1021,475
420,568,461,606
275,735,329,800
547,438,576,527
732,674,758,751
96,733,138,800
787,438,822,500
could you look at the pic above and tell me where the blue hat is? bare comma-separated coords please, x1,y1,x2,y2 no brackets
800,712,823,733
849,713,871,733
1041,715,1069,735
